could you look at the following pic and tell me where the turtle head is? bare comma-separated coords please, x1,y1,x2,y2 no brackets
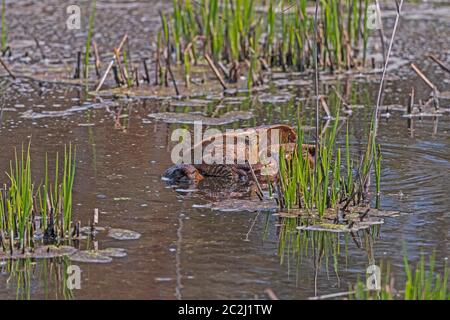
183,164,204,183
163,164,204,184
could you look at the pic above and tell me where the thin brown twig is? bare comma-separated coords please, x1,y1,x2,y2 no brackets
94,34,128,92
205,53,228,90
264,288,279,300
374,0,404,138
93,41,101,78
246,160,264,201
114,48,128,85
0,56,16,80
142,58,150,83
410,63,438,91
331,85,350,111
427,54,450,74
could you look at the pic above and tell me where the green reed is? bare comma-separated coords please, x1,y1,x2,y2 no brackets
1,0,6,54
350,254,449,300
361,0,370,67
156,30,163,85
83,0,96,79
164,0,370,85
0,144,77,254
345,122,353,196
172,0,183,63
183,47,191,87
3,144,34,252
403,253,448,300
278,107,340,216
374,144,382,209
122,47,133,87
277,99,380,218
62,144,76,236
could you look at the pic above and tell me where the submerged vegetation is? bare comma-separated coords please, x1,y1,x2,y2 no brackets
0,144,77,255
84,0,97,80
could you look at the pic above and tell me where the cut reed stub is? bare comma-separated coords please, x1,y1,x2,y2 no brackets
94,208,99,225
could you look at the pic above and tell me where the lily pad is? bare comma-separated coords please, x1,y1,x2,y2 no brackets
296,217,384,233
297,223,350,233
147,110,253,125
108,228,141,240
98,248,128,258
80,226,106,236
257,92,294,104
170,99,212,108
1,245,78,260
70,251,113,264
209,198,278,213
32,245,78,259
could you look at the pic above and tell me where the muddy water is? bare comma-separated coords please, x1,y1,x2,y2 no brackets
0,1,449,299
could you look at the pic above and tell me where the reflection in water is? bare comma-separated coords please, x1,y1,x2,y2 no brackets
276,216,381,296
1,257,74,300
175,212,183,300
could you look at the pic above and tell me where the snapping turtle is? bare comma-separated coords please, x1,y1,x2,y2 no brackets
164,124,315,184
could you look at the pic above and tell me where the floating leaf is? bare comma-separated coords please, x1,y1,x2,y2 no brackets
99,248,127,258
70,250,113,264
108,228,141,240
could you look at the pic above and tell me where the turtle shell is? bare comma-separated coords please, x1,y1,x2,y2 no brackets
164,125,315,183
190,124,297,166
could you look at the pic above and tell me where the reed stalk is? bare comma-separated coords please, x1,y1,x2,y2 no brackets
1,0,6,54
83,0,96,79
0,144,77,252
161,0,371,87
350,254,449,300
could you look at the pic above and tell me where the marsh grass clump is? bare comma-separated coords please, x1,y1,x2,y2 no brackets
157,0,371,89
276,105,381,219
0,143,77,256
349,254,449,300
